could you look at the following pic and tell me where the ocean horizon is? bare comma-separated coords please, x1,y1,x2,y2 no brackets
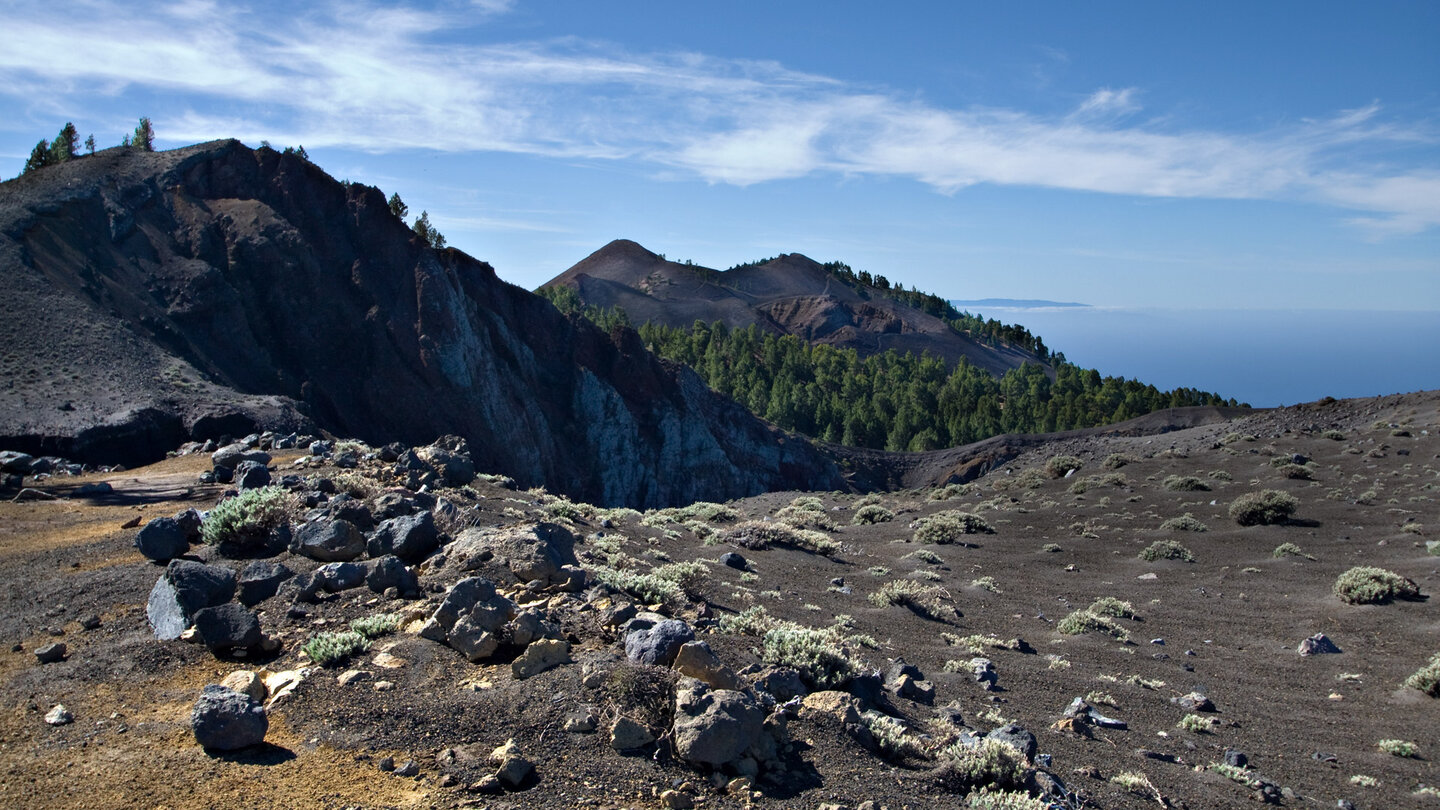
962,306,1440,409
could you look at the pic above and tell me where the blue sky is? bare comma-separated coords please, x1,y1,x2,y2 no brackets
1,0,1437,310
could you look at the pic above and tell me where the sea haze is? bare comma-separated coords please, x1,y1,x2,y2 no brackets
960,306,1440,408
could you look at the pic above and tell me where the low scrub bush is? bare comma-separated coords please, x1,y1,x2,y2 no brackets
591,564,684,605
928,483,971,501
650,560,711,598
1159,513,1208,532
1272,542,1313,559
718,605,779,636
1162,475,1210,492
720,520,838,555
200,486,295,549
1139,540,1195,562
913,510,994,543
904,548,944,565
302,630,370,667
350,613,402,639
762,625,858,689
869,580,953,619
852,504,895,525
964,789,1050,809
1378,739,1418,758
1404,653,1440,696
1102,453,1132,470
1333,566,1421,605
1178,714,1215,733
861,710,927,760
604,662,678,730
1045,455,1083,478
937,739,1027,793
1087,597,1135,619
1057,610,1129,641
1229,489,1298,526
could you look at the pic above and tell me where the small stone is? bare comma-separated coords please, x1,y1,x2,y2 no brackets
1298,633,1341,656
373,681,395,692
469,775,502,794
393,760,419,777
34,642,66,663
495,754,532,789
79,615,101,630
338,670,372,686
610,715,656,751
660,789,694,809
372,652,405,669
564,707,599,733
44,704,73,726
511,638,571,679
378,756,395,772
719,552,747,570
1173,691,1215,712
220,670,267,703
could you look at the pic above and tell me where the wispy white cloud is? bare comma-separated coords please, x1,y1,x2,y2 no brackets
1,1,1435,234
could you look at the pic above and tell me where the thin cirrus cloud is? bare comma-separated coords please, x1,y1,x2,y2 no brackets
1,1,1435,235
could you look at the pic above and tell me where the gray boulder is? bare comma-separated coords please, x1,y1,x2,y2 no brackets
193,603,263,652
625,619,694,667
672,679,766,768
135,516,189,562
233,460,271,491
368,511,439,563
173,508,204,542
418,577,519,662
448,523,574,584
191,685,267,751
147,560,237,640
416,436,476,486
212,443,270,471
0,450,34,475
313,562,366,592
237,560,293,606
366,555,419,597
292,519,366,562
985,723,1036,760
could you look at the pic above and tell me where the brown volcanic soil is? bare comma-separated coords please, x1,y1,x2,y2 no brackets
1,392,1437,809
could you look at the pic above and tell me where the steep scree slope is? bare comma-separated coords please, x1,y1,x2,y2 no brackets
0,141,843,506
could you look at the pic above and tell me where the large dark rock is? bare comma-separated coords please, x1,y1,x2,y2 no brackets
366,555,419,597
624,619,694,667
191,685,267,751
233,460,271,491
212,443,271,471
292,518,366,562
672,679,767,768
237,560,293,606
192,603,263,652
312,562,366,592
134,516,189,562
147,560,236,640
0,141,846,505
368,511,438,563
985,723,1037,761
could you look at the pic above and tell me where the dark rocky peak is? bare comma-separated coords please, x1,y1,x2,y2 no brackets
0,141,845,506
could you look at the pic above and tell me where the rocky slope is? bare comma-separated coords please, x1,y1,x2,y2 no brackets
543,240,1042,377
0,391,1435,809
0,142,844,507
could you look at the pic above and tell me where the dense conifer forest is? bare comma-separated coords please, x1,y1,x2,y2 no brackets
539,283,1243,451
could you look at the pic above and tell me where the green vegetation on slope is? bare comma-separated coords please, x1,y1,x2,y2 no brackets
540,284,1241,451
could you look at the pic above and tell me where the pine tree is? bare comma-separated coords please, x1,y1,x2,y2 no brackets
50,123,78,163
387,193,409,220
84,134,95,155
132,117,154,151
412,211,446,249
23,139,51,174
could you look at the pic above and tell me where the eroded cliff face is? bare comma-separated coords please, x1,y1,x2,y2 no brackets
0,140,844,506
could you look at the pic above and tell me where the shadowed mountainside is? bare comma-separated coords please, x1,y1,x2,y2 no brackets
0,141,845,507
544,240,1042,377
